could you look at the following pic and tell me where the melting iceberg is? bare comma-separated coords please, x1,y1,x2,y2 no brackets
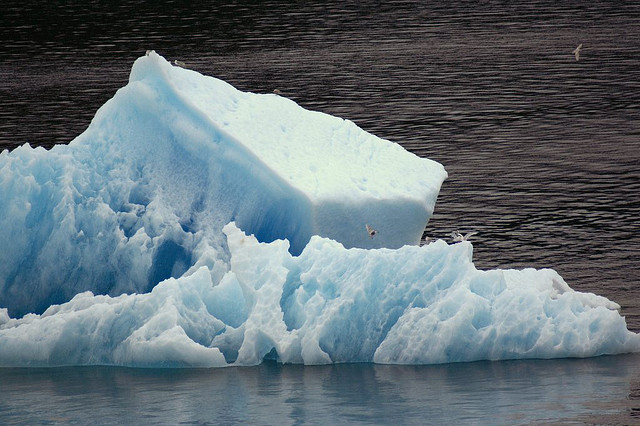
0,52,638,367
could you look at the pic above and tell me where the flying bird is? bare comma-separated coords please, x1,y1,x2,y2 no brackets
450,231,477,243
572,44,582,61
366,224,377,239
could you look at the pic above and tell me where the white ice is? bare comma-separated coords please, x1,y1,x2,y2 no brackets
0,52,637,367
0,51,445,319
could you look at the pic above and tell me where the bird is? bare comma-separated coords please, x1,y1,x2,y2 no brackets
366,224,377,239
450,231,477,243
572,44,582,61
174,59,186,67
273,89,282,95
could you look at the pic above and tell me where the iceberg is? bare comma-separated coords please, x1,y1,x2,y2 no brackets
0,52,445,319
0,52,638,367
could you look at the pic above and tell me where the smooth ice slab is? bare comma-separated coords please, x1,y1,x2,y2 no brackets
125,51,447,252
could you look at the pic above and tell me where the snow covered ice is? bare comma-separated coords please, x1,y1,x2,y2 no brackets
0,52,638,367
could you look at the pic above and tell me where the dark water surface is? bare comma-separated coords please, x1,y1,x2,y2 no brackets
1,0,639,423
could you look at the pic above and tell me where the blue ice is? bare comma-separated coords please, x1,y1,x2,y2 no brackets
0,52,637,367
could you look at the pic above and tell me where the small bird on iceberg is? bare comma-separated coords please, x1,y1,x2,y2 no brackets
366,224,377,239
572,44,582,61
450,231,477,243
174,59,186,67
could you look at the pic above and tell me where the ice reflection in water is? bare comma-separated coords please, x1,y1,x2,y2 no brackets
1,355,640,425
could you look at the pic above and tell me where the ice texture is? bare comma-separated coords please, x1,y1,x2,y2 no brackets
0,52,638,367
0,52,445,319
0,223,637,367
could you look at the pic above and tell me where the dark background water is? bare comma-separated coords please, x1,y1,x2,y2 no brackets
1,0,639,423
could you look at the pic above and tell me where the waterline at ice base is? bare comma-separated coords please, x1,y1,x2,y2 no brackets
0,52,637,367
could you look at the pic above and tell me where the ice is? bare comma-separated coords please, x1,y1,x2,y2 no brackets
0,223,637,367
0,52,638,367
0,52,445,319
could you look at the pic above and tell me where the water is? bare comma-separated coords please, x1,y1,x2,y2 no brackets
1,0,639,423
1,355,640,425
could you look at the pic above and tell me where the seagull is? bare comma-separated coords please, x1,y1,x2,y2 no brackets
174,59,186,67
572,44,582,61
450,231,477,243
366,224,377,239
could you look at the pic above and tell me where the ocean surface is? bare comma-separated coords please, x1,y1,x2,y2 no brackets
1,0,639,424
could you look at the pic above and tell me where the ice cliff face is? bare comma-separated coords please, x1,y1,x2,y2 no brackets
0,52,637,367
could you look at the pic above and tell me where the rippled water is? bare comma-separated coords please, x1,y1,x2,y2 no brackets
1,1,639,423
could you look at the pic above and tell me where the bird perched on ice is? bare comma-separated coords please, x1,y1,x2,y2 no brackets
174,59,186,67
366,224,377,239
450,231,477,243
273,89,282,95
572,44,582,61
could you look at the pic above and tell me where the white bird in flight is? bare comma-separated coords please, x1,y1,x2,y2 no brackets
450,231,477,243
573,44,582,61
366,224,377,239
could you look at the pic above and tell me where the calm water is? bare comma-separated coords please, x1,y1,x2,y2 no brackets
1,355,640,425
1,0,639,423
